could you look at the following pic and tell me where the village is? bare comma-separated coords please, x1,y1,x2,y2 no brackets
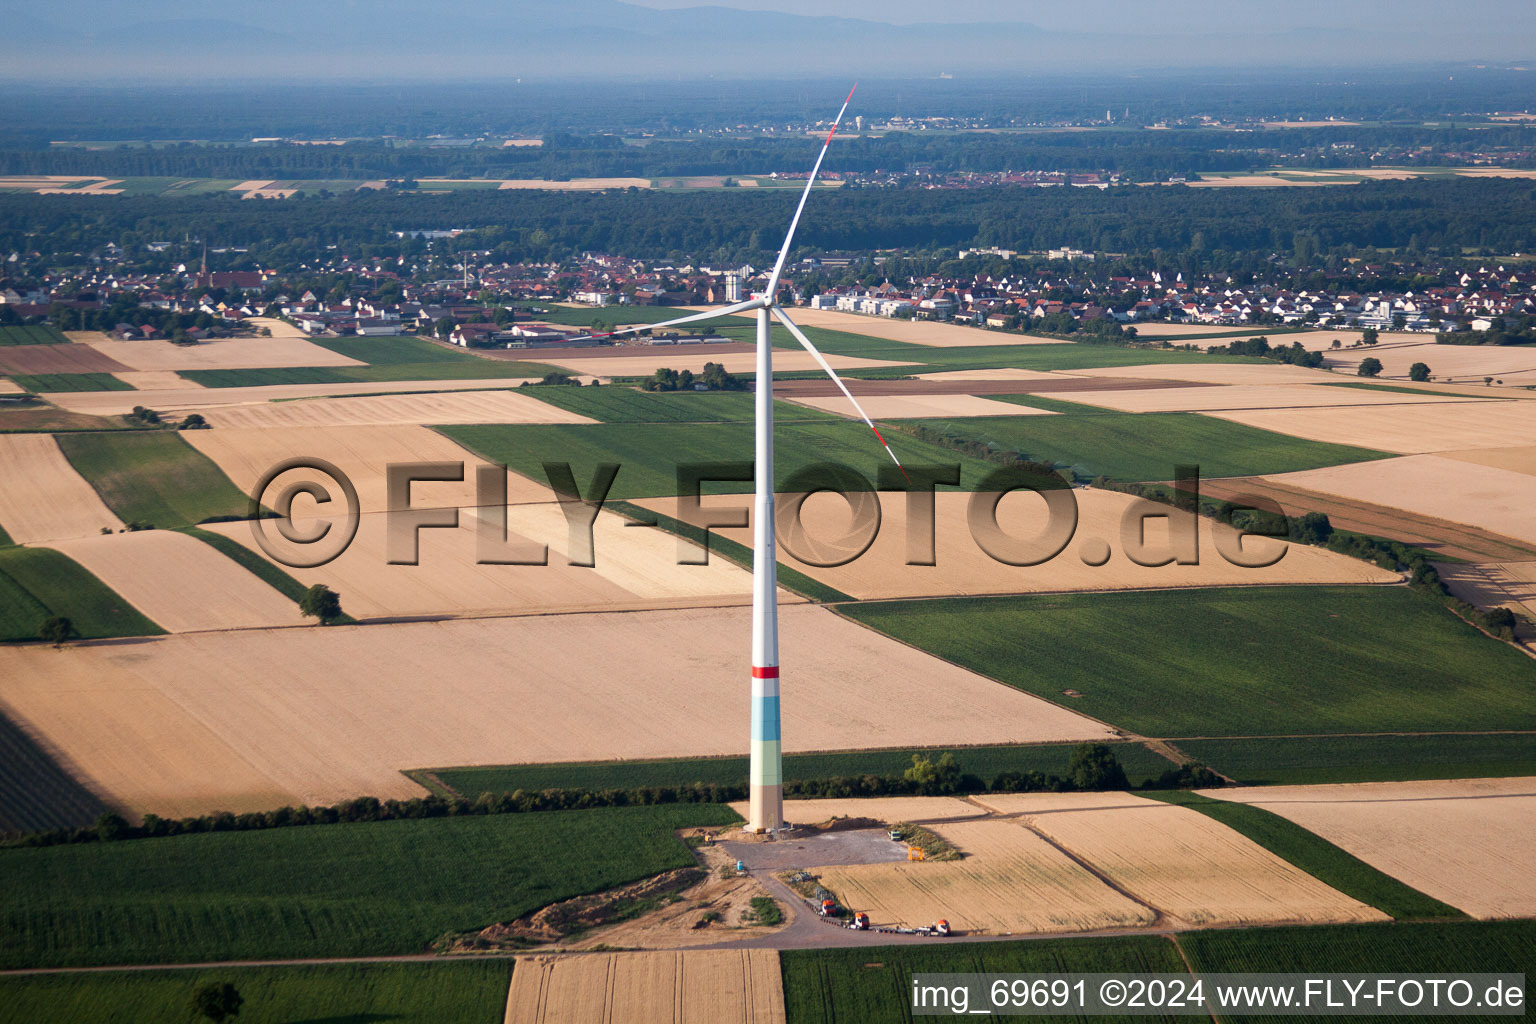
4,243,1534,349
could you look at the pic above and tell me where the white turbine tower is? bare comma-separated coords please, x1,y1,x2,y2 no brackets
587,85,901,833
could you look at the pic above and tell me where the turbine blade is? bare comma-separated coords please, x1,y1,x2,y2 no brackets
764,84,857,299
772,304,907,479
580,297,765,341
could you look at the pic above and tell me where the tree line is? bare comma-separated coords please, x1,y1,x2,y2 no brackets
5,177,1536,270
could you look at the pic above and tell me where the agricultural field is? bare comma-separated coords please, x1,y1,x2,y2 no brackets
202,500,761,620
0,325,69,346
0,803,740,968
55,431,249,529
178,358,559,387
1206,778,1536,918
781,935,1188,1024
742,795,989,824
0,433,123,542
6,372,134,392
842,587,1536,738
1175,734,1536,786
0,544,162,642
0,343,128,375
308,333,512,365
83,335,364,371
909,407,1390,480
520,384,840,423
813,816,1155,934
0,708,110,834
637,488,1397,602
1145,791,1463,920
200,388,598,428
439,420,1000,498
1212,398,1536,454
789,393,1051,419
505,951,785,1024
715,306,1061,348
425,740,1176,797
1264,454,1536,547
0,961,511,1024
535,345,906,379
973,792,1384,927
183,423,491,515
44,531,302,632
0,606,1107,814
1028,383,1480,414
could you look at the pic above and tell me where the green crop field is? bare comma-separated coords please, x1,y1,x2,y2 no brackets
0,709,109,835
0,325,69,346
424,741,1174,798
0,545,163,642
1179,920,1536,1023
55,432,247,529
308,334,489,365
7,373,133,393
519,384,839,423
911,407,1389,481
842,588,1536,738
1146,791,1463,920
782,935,1188,1024
179,358,561,387
0,961,509,1024
438,419,999,498
0,802,740,968
1174,733,1536,786
176,366,354,387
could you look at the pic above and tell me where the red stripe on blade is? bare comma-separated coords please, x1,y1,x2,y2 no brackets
752,666,780,678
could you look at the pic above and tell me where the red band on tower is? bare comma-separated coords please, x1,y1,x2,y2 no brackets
751,666,780,678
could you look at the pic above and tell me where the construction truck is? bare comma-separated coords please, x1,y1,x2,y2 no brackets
851,912,870,930
819,898,838,917
914,919,952,937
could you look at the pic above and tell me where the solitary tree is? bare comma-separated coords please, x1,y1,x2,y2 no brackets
299,584,343,625
1357,357,1384,378
1409,362,1431,382
1361,328,1379,345
190,981,243,1023
38,616,77,648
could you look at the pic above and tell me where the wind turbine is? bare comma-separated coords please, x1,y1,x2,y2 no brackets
587,85,899,833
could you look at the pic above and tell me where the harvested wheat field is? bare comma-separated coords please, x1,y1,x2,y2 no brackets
788,393,1054,419
729,796,988,825
111,370,200,390
538,348,905,378
975,792,1386,927
1043,384,1477,414
1440,445,1536,477
0,434,123,542
1265,455,1536,547
84,336,364,371
0,683,301,817
202,501,765,620
0,378,23,394
495,177,651,190
1173,329,1372,351
0,343,129,375
43,531,302,632
813,817,1155,934
1205,779,1536,918
1183,175,1330,188
200,389,596,428
1066,362,1338,385
0,605,1106,813
1323,341,1536,385
704,306,1055,348
184,424,497,515
505,950,784,1024
1432,561,1536,637
1212,399,1536,454
229,179,275,192
48,376,546,416
636,488,1397,602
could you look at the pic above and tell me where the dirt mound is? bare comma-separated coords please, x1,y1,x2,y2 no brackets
447,867,705,949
